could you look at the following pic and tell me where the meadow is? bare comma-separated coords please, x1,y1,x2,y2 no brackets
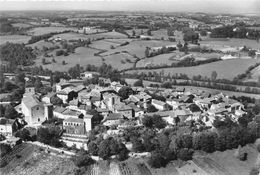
27,27,78,36
35,47,102,71
103,52,136,70
126,58,260,80
0,35,31,45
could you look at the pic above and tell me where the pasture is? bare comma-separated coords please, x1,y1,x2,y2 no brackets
100,40,173,58
53,31,128,41
126,58,260,80
90,40,121,50
103,52,136,70
35,47,102,71
27,40,58,50
136,53,179,67
201,38,260,50
0,35,31,45
27,27,78,36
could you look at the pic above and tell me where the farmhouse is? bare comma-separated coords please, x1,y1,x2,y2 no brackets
0,118,18,137
80,71,100,79
151,99,167,111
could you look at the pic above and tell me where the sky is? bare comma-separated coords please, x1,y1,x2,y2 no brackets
0,0,260,14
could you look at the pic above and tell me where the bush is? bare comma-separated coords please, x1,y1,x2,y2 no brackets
73,152,94,167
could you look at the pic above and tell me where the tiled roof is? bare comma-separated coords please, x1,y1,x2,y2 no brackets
106,113,124,120
0,118,15,125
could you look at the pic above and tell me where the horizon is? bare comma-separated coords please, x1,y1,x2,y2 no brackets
0,0,260,15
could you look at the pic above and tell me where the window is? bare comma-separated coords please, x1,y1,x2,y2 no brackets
38,118,40,122
36,107,39,110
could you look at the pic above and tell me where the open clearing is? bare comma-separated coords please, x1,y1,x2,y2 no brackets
0,35,31,45
27,27,78,36
35,47,102,71
136,53,179,67
126,58,260,80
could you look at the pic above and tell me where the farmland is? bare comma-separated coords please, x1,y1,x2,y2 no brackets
103,52,136,70
126,58,260,80
0,35,31,45
27,27,78,36
35,47,102,71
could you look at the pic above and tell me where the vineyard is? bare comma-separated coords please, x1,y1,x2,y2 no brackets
0,143,35,173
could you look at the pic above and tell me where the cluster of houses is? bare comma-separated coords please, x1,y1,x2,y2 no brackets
0,77,246,149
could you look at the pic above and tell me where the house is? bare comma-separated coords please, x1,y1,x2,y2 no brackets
21,92,53,125
174,109,193,123
166,98,179,109
115,104,133,119
151,99,167,111
53,107,83,120
55,82,75,92
42,92,56,104
96,108,110,117
0,118,18,137
80,71,99,79
128,103,144,117
56,87,78,103
103,113,124,126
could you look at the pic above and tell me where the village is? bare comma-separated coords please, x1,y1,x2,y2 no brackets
1,69,259,175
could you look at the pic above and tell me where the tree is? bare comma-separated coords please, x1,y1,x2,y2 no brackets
62,60,66,65
42,58,46,65
88,141,99,156
73,151,94,167
34,78,43,92
0,143,11,158
146,104,158,113
147,29,152,36
37,126,62,147
177,148,193,161
50,95,63,105
148,151,167,168
142,116,154,128
152,115,166,129
132,138,144,153
118,86,133,100
133,79,143,87
132,30,136,37
15,128,31,141
4,105,19,119
145,47,150,58
117,142,129,161
211,71,218,81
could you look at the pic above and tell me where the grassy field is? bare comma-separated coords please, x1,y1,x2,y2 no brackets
201,38,260,50
0,35,31,45
35,47,102,71
136,53,179,67
126,58,260,80
12,23,32,28
244,65,260,82
90,40,121,50
27,27,78,36
27,40,58,50
100,40,173,58
103,52,136,70
54,31,128,41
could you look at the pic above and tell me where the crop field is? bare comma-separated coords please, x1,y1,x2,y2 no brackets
100,40,173,58
0,35,31,45
35,47,102,71
27,27,78,36
103,52,136,70
126,58,260,80
0,143,35,174
4,147,76,175
201,38,260,50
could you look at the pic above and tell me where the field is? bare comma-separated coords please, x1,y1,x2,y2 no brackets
126,58,260,80
90,40,121,50
201,38,260,50
27,40,58,50
103,52,136,70
136,53,179,67
12,23,32,28
53,31,128,41
0,35,31,45
100,40,173,58
27,27,78,36
35,47,102,71
1,145,77,175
